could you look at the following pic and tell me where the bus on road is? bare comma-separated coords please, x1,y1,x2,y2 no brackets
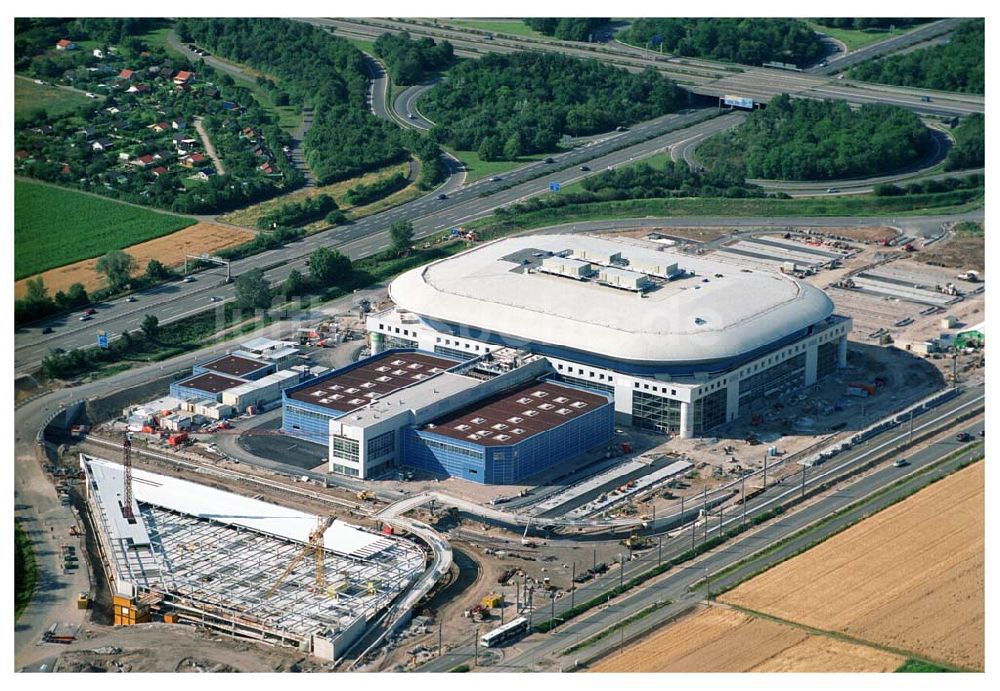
480,617,529,648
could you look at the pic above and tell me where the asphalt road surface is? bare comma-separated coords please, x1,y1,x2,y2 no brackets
14,107,733,371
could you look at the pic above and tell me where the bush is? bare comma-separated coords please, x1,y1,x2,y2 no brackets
344,172,409,206
257,194,338,229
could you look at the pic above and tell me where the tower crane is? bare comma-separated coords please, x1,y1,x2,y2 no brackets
265,515,335,598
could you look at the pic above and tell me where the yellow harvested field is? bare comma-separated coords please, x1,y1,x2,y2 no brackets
15,222,254,297
591,605,903,673
722,462,984,670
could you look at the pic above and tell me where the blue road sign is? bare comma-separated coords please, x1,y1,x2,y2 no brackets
549,182,561,192
97,331,109,349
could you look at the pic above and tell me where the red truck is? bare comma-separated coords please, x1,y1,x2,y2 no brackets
168,432,189,446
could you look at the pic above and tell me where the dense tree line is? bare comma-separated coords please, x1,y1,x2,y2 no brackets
874,173,983,196
846,20,984,94
183,18,408,183
15,278,89,326
344,172,409,206
943,114,984,171
523,19,609,42
422,52,687,160
697,95,933,181
373,31,454,86
814,19,930,30
580,159,770,199
620,19,825,67
256,194,338,229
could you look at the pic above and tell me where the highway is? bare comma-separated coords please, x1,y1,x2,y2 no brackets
416,384,984,672
808,19,965,76
14,107,734,372
312,18,983,118
392,79,439,130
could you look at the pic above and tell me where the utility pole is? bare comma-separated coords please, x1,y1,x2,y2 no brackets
474,627,479,666
657,535,662,567
571,563,576,608
619,553,624,590
908,409,915,445
593,548,597,573
550,591,555,625
763,453,768,489
741,472,747,527
680,494,685,520
801,464,807,499
438,619,443,657
702,487,708,544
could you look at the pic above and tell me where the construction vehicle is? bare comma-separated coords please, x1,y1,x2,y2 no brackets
356,490,376,502
622,532,652,550
521,519,537,547
266,515,334,598
77,592,90,609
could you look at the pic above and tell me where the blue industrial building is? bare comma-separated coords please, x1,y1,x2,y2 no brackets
401,380,614,484
281,350,461,446
193,353,275,381
170,371,247,402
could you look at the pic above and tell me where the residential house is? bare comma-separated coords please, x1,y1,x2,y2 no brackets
259,161,275,174
205,87,220,99
192,168,216,181
220,101,241,112
149,122,170,134
92,138,113,152
32,125,54,136
132,154,155,168
241,126,258,140
106,106,121,115
118,68,134,81
93,48,104,58
127,83,151,95
173,70,195,86
15,150,30,161
171,119,186,130
118,152,131,162
111,119,134,132
179,152,207,168
153,150,173,162
56,39,76,50
151,166,168,177
78,126,98,139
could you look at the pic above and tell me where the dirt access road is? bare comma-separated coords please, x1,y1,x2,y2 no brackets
193,116,226,174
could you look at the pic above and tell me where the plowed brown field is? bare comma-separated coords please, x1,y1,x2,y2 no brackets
721,462,984,670
15,222,254,298
591,605,903,672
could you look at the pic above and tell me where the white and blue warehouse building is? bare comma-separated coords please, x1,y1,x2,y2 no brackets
281,348,615,483
367,233,852,439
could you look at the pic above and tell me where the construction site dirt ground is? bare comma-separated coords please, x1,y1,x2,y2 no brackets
912,222,985,272
721,460,985,671
14,222,256,298
43,622,332,672
589,604,905,672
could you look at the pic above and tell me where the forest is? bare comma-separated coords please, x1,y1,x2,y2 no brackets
846,20,984,94
620,18,825,67
697,95,933,181
421,52,687,160
373,31,454,86
182,18,408,183
943,114,984,171
523,18,609,42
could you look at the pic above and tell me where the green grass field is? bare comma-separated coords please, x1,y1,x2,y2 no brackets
15,78,94,120
15,180,197,279
804,21,899,52
444,147,544,183
442,19,548,39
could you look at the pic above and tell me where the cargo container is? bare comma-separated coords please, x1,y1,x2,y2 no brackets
168,432,189,446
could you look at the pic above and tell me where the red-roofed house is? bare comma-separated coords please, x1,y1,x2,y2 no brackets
132,154,156,168
127,83,151,94
118,68,134,80
173,70,195,86
179,152,206,168
259,161,275,174
152,166,168,177
149,122,170,133
56,39,76,50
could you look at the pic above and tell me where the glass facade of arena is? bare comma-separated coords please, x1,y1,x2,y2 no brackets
402,394,614,484
631,390,683,433
693,387,728,434
385,336,418,349
816,340,839,379
282,404,338,445
551,373,615,395
738,353,806,415
433,345,477,360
